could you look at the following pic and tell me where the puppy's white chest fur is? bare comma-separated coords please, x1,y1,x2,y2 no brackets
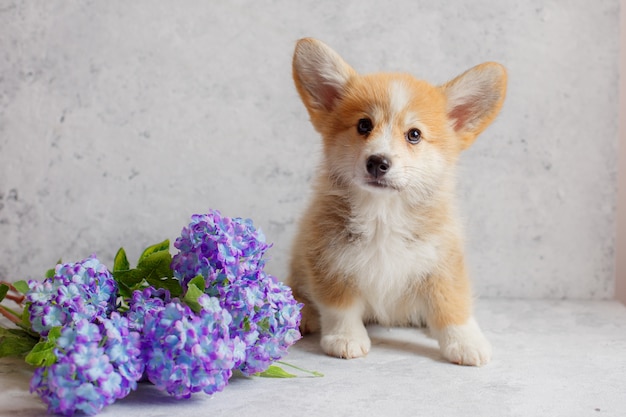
328,194,439,325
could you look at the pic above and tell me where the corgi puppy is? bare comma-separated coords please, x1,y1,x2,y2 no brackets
287,38,506,366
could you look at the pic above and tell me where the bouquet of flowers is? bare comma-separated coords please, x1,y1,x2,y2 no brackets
0,209,310,416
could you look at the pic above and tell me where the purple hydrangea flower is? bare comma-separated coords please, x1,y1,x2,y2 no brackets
26,256,117,336
100,313,144,393
141,294,242,399
125,287,170,332
27,210,302,413
216,270,302,375
30,315,143,416
171,210,271,291
171,211,302,375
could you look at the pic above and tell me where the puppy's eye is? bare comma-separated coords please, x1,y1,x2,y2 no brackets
357,118,373,136
406,128,422,144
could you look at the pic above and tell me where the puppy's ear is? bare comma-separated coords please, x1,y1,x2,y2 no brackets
292,38,356,114
440,62,507,149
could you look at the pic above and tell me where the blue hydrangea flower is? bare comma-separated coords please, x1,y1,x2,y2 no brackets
26,211,303,412
171,210,271,291
26,256,117,336
100,313,144,393
171,211,302,376
30,315,143,416
125,287,170,332
141,294,242,399
216,270,302,375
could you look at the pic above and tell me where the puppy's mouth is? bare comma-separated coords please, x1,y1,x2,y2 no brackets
365,179,399,191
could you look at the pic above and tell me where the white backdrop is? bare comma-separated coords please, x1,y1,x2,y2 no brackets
0,0,619,299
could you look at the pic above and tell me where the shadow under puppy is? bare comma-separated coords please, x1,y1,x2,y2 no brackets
287,38,506,366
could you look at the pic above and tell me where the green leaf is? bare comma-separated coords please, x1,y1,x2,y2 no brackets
276,360,324,377
113,247,130,272
113,269,144,288
147,278,183,297
25,341,56,367
47,327,62,342
24,327,61,367
0,284,8,302
145,276,182,297
243,316,251,332
138,249,181,297
188,274,205,292
113,248,139,299
137,239,170,265
137,250,173,278
255,365,297,378
183,281,205,313
26,342,55,366
13,280,30,295
0,328,39,358
21,303,33,329
257,317,270,332
112,240,182,299
44,259,63,279
114,278,133,299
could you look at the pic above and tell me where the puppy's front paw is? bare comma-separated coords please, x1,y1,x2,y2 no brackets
321,333,371,359
437,318,492,366
318,302,369,358
441,335,491,366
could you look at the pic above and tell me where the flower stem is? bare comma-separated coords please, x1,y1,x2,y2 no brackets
0,305,22,325
4,293,25,305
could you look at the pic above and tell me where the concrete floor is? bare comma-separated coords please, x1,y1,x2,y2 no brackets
1,299,625,417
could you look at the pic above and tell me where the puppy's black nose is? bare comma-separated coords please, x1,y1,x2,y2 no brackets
366,154,391,179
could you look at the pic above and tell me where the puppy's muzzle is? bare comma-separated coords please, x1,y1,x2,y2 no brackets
366,154,391,179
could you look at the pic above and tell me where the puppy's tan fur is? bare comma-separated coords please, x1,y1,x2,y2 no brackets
288,38,506,366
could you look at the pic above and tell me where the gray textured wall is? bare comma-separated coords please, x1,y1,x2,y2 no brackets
0,1,619,299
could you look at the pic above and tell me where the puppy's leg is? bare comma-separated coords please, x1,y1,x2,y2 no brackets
432,315,491,366
319,300,370,359
422,264,491,366
292,222,370,358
